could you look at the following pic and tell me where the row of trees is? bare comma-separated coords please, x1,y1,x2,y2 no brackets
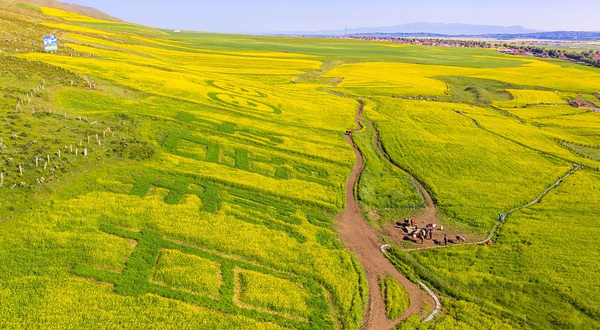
503,44,600,68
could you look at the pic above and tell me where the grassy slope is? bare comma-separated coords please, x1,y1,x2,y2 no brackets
380,275,410,320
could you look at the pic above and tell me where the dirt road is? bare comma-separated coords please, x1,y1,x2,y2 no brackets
336,102,434,330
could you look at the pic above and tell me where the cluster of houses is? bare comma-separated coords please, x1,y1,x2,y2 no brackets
497,48,545,57
351,37,489,48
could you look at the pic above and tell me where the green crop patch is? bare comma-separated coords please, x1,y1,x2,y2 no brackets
72,225,334,330
176,111,284,146
130,172,220,213
163,132,331,186
559,140,600,162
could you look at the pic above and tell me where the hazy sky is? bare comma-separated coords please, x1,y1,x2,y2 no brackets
72,0,600,34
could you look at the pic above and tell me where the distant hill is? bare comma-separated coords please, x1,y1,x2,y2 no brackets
482,31,600,41
278,22,539,36
17,0,123,22
276,22,600,41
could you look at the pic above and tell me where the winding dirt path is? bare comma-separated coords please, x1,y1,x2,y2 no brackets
336,102,434,330
338,97,583,328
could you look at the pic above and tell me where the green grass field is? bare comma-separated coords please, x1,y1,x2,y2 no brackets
380,275,411,320
1,0,599,329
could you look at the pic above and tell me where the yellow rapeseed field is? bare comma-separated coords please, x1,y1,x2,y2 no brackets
3,2,600,329
492,89,567,107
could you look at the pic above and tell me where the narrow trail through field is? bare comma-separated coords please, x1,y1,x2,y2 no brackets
336,101,434,330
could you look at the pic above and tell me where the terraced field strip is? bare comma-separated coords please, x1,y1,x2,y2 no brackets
336,101,434,330
369,120,436,224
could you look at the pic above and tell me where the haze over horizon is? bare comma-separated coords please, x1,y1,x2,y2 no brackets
66,0,600,34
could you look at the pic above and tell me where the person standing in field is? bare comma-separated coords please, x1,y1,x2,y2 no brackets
417,232,424,244
444,233,448,246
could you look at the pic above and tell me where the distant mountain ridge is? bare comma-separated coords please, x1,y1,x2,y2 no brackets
278,22,540,36
347,31,600,42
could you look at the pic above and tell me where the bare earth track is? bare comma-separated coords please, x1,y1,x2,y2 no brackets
336,102,434,330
